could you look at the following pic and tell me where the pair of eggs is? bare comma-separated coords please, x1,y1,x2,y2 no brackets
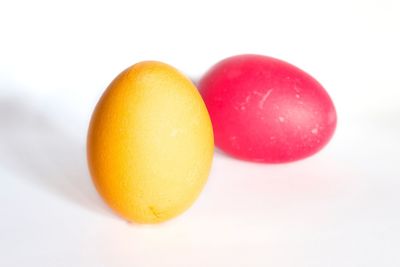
87,55,337,223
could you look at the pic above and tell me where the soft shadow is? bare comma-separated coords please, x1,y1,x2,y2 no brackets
213,147,296,166
0,96,111,217
190,76,201,87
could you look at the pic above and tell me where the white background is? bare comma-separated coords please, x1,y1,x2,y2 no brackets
1,0,400,266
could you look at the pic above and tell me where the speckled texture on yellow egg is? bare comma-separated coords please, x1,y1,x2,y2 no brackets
87,61,214,224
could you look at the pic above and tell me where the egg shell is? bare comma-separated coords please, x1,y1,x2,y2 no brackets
87,61,214,223
199,54,337,163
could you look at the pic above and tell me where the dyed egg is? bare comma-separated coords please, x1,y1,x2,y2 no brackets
87,61,214,223
199,54,336,163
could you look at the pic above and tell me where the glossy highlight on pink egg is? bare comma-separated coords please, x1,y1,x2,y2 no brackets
199,54,337,163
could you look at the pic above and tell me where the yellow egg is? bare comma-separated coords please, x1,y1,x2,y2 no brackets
87,61,214,224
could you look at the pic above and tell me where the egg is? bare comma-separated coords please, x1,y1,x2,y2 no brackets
199,54,337,163
87,61,214,223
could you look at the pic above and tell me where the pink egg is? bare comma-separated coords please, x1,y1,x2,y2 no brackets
199,54,337,163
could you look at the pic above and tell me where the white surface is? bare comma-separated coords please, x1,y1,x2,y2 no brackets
1,0,400,266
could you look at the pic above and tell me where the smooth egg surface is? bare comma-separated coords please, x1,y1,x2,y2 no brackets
199,54,336,163
87,61,214,223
